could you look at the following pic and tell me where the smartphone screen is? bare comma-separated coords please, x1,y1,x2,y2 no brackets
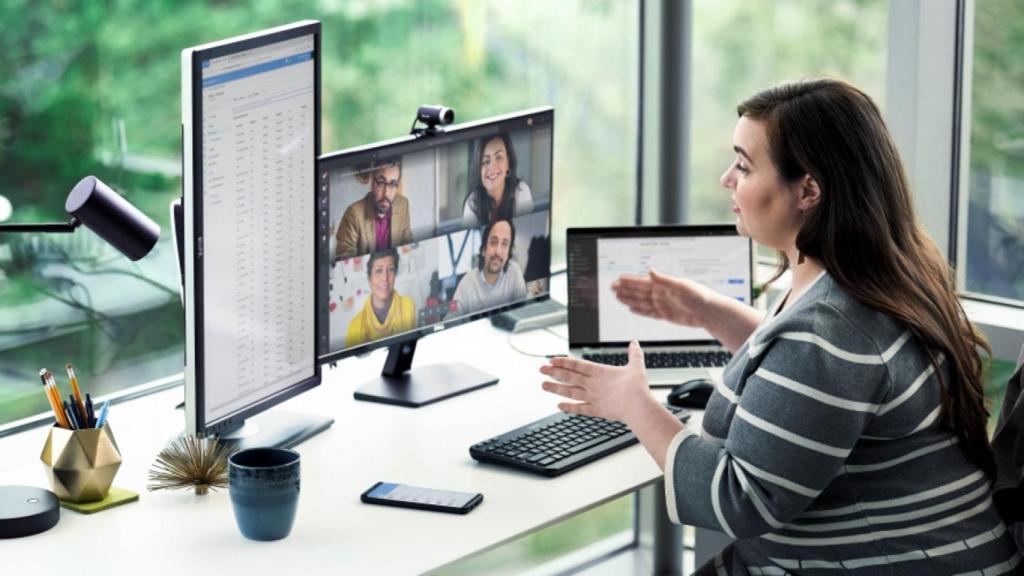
362,482,482,513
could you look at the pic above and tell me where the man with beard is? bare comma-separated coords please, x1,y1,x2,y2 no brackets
336,158,413,259
452,219,527,315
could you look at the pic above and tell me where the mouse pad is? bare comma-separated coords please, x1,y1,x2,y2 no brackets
60,487,139,514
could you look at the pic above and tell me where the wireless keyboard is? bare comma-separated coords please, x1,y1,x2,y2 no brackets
469,406,690,477
583,350,731,368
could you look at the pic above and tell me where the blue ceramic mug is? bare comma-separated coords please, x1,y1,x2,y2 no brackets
228,448,301,541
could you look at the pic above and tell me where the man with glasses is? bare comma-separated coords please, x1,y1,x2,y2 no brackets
336,158,413,259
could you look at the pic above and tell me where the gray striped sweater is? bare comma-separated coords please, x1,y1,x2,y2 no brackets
666,272,1020,575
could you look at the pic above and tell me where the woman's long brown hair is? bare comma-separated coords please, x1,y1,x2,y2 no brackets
739,79,994,476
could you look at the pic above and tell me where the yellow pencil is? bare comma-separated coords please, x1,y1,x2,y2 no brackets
39,369,68,429
46,370,70,429
38,369,60,426
66,363,87,424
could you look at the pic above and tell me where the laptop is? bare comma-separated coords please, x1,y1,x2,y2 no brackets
566,225,753,387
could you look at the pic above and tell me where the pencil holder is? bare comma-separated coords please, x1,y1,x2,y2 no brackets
40,422,122,503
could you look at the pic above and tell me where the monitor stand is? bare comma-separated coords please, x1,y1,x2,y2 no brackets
216,410,334,451
354,340,498,407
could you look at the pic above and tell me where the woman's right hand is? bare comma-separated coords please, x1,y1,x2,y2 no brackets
611,269,717,328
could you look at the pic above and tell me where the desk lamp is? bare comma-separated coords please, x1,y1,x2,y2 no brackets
0,175,159,538
0,175,161,260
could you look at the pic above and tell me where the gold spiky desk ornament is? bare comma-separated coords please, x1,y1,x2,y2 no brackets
147,435,234,495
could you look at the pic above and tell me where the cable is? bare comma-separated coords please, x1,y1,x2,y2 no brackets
506,325,568,358
506,331,551,358
544,326,567,340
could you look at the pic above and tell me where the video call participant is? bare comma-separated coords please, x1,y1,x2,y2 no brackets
463,134,534,227
452,219,526,315
346,248,416,347
336,159,413,260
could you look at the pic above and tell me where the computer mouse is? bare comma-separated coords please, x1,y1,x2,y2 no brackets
666,378,715,409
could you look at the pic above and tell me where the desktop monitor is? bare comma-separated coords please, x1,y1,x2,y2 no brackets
181,21,332,448
318,107,554,407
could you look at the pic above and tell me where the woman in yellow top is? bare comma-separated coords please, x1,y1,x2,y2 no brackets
346,248,416,347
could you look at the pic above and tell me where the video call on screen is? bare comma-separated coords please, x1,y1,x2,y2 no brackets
317,117,554,357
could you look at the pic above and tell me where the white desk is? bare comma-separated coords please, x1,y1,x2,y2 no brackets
0,312,704,574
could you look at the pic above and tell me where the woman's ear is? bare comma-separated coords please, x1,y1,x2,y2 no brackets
798,175,822,211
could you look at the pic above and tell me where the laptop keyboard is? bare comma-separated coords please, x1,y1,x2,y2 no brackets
583,350,732,368
469,406,691,477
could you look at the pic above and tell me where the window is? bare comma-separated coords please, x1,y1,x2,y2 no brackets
0,2,638,431
687,0,889,228
0,1,638,572
961,0,1024,305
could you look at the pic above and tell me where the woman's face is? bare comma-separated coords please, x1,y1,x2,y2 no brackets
480,137,509,199
720,116,805,251
369,255,396,308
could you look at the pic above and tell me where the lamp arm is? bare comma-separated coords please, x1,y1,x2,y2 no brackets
0,217,81,233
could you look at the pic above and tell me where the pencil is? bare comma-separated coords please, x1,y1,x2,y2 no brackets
42,370,61,427
39,369,61,427
45,369,71,429
47,370,70,429
39,369,67,429
66,363,87,425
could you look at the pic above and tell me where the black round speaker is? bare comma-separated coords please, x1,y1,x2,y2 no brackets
0,486,60,538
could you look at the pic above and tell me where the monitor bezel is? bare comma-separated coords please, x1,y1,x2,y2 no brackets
183,20,322,437
565,224,753,349
316,106,555,365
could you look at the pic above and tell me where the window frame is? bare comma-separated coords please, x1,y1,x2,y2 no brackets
954,0,1024,311
953,0,1024,357
645,0,1024,361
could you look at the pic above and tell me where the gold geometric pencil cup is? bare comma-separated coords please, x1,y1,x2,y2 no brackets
40,422,122,503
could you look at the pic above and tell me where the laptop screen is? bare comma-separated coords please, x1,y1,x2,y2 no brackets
567,225,752,348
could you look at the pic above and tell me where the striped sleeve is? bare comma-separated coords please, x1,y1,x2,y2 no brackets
666,302,893,537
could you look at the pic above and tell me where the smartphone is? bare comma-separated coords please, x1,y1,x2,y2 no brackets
360,482,483,515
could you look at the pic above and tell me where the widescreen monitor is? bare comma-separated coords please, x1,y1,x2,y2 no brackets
181,21,332,448
318,107,554,406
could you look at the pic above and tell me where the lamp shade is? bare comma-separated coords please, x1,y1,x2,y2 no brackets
64,176,160,261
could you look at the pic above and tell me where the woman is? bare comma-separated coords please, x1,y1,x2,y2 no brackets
463,133,534,227
541,80,1019,574
345,248,416,347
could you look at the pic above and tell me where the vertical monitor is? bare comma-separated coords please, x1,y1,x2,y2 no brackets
317,108,554,406
182,21,330,445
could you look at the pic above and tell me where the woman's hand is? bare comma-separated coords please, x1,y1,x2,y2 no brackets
611,270,717,327
540,341,659,425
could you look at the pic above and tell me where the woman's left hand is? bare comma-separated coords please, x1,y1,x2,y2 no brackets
540,341,657,424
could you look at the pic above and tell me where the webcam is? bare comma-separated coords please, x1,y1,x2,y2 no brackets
410,105,455,137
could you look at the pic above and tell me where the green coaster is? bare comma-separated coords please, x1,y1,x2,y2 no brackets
60,487,139,514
